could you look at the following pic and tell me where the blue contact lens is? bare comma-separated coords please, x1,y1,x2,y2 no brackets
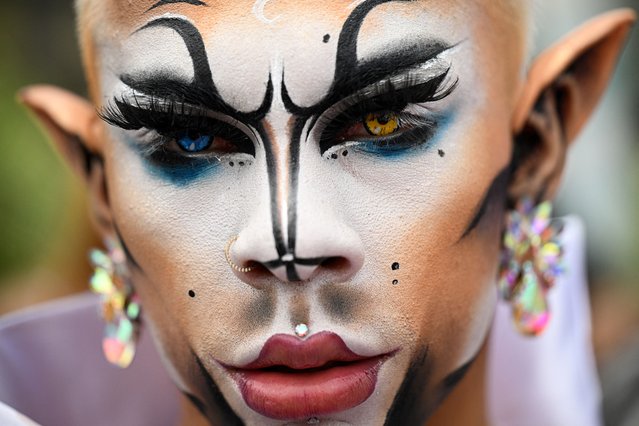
177,132,212,152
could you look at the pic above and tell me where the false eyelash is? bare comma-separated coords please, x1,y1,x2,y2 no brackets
99,94,256,157
99,94,211,133
352,68,457,114
318,69,457,154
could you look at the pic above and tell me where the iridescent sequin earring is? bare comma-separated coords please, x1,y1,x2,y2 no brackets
89,237,141,368
498,197,565,336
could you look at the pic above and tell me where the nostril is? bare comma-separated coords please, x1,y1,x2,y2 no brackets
320,256,351,273
245,262,271,278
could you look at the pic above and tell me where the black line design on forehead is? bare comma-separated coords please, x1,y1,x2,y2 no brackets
147,0,207,12
281,0,451,116
123,17,273,124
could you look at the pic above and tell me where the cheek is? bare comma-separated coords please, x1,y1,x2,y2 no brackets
405,208,502,361
102,135,272,363
337,97,510,382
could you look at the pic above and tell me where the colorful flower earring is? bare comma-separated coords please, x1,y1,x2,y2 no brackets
498,197,565,336
89,237,141,368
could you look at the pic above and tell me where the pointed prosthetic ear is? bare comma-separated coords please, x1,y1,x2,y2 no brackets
19,85,105,178
19,85,114,236
509,9,636,201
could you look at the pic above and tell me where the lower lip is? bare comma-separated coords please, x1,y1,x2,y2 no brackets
233,355,388,420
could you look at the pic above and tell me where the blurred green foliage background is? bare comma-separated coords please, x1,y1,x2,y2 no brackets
0,0,95,312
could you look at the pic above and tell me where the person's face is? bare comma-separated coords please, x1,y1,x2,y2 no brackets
90,0,527,423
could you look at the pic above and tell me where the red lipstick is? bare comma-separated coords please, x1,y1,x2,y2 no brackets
225,332,393,420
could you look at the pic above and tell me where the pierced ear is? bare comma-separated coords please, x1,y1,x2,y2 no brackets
509,9,636,201
19,85,114,236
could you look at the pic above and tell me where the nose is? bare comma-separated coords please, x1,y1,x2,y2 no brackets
230,204,364,284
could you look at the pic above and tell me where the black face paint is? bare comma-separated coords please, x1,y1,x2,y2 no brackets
323,34,331,43
122,17,273,125
385,345,432,425
459,166,510,240
319,285,359,322
183,391,208,418
188,290,196,298
391,262,400,270
438,149,445,157
113,222,143,271
193,353,244,425
440,357,476,394
243,291,276,330
104,3,455,283
252,120,304,282
264,0,451,280
147,0,207,12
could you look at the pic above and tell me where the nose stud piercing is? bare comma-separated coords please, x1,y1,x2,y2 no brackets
294,323,309,338
225,236,255,273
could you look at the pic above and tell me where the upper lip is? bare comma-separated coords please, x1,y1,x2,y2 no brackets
232,331,372,370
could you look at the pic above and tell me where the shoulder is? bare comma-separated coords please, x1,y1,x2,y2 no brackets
0,398,40,425
0,293,180,426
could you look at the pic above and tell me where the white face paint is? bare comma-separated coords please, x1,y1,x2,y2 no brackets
93,0,526,423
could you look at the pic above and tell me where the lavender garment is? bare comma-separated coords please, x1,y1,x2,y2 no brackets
488,216,602,426
0,294,180,426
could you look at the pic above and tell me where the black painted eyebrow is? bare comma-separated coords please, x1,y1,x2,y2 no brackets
120,75,233,114
147,0,207,12
128,16,273,123
119,74,274,124
282,39,455,116
334,40,454,102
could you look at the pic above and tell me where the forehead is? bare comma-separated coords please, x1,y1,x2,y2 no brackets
100,0,475,23
82,0,527,108
94,0,524,42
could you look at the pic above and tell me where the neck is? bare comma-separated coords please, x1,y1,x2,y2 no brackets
426,342,490,426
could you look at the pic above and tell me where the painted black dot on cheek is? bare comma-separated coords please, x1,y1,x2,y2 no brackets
392,279,399,286
188,290,196,298
331,153,338,159
392,262,400,271
229,161,234,167
239,161,245,167
323,34,330,43
342,150,348,157
438,149,445,158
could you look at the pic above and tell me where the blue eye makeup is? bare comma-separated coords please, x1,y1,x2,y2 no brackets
317,68,457,158
99,96,256,185
99,65,457,186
